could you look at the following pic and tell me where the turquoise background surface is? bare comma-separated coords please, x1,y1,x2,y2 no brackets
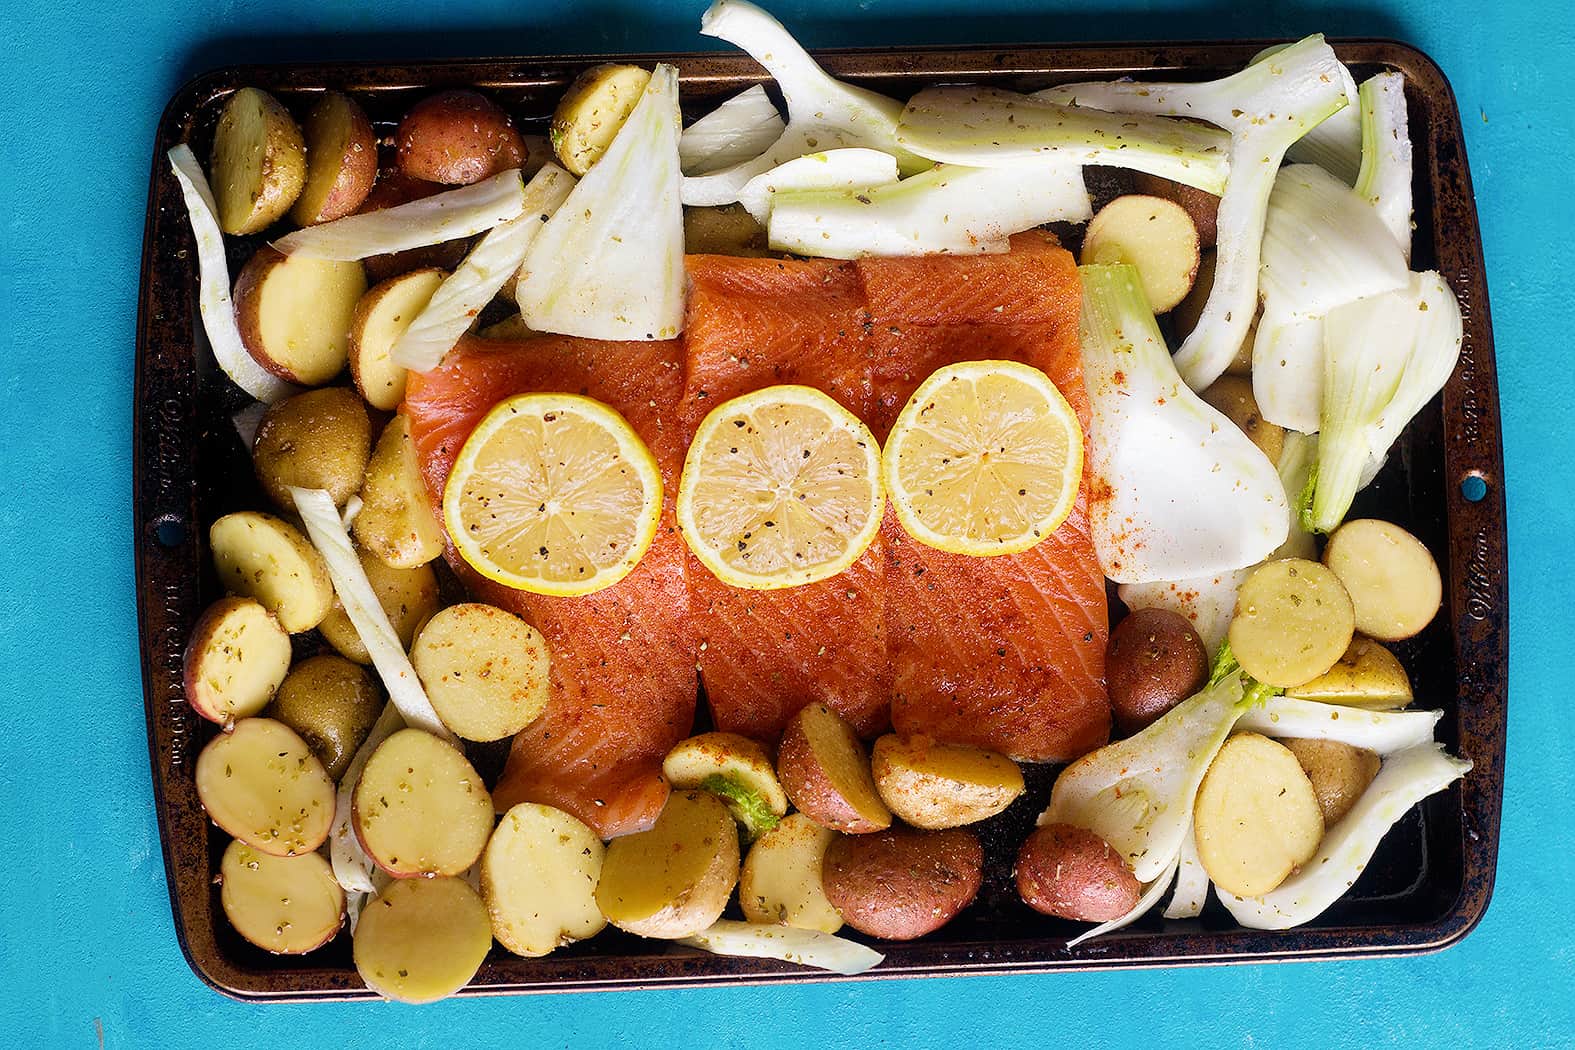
3,0,1570,1046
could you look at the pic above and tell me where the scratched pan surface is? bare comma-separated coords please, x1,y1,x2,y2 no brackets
133,41,1507,1001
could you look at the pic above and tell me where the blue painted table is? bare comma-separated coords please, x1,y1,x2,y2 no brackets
3,1,1570,1045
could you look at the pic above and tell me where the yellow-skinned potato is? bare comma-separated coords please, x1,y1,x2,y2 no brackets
220,840,345,954
482,803,606,957
263,654,381,781
211,87,306,235
1080,195,1200,313
183,597,292,726
1195,733,1324,897
1228,559,1355,689
476,313,536,340
348,269,446,411
291,90,378,225
195,717,336,857
871,736,1024,829
1173,251,1255,375
1283,738,1381,827
1286,635,1413,709
1323,519,1443,642
234,246,367,386
777,703,891,834
739,813,842,933
209,511,334,633
1128,170,1220,247
411,604,551,742
353,876,491,1003
595,790,739,939
662,732,788,837
252,387,372,510
551,64,651,175
352,415,445,568
351,729,494,878
683,204,771,257
1199,375,1284,465
317,545,439,664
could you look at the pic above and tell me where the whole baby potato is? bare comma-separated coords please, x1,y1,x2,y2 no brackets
1015,823,1141,922
821,825,982,940
396,90,527,185
264,653,382,781
1106,607,1209,735
252,387,373,510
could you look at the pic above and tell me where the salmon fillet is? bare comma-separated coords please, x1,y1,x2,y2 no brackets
858,233,1111,761
403,336,695,838
681,256,891,740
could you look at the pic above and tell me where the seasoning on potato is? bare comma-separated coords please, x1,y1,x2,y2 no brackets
252,387,373,510
821,825,983,940
291,90,378,226
351,728,494,878
210,86,306,235
740,813,843,933
1199,375,1285,465
1106,607,1209,735
317,546,440,664
551,64,652,176
1015,823,1141,922
1283,738,1381,827
1194,733,1325,898
1228,558,1356,688
349,273,447,412
183,597,293,726
263,653,381,781
209,511,335,633
351,414,446,567
195,717,336,857
482,803,606,957
1285,635,1413,709
410,603,551,742
662,732,789,839
353,875,492,1004
870,735,1024,829
220,840,345,955
777,702,892,834
396,89,527,185
1080,194,1201,313
595,790,740,939
1322,518,1443,642
233,246,367,386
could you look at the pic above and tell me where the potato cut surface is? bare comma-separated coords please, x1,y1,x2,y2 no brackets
1195,733,1325,898
235,247,366,386
349,270,446,411
778,703,892,834
211,87,305,235
1323,519,1443,642
183,597,292,725
411,603,551,742
1229,558,1355,688
352,728,493,877
596,790,740,939
551,64,652,176
353,414,446,566
252,386,372,510
292,90,377,225
871,736,1024,830
210,511,335,633
353,875,492,1003
481,803,606,957
196,717,335,856
1285,635,1413,709
317,544,439,665
220,839,345,954
1080,194,1200,312
663,732,789,817
264,653,381,781
740,813,842,933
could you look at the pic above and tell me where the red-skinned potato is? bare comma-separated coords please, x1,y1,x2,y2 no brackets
291,91,378,225
1015,823,1141,922
183,597,292,726
220,840,345,954
821,825,982,940
233,247,366,386
396,90,527,185
357,173,474,283
777,703,892,834
1106,607,1209,735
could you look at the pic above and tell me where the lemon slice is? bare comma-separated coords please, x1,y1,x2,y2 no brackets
443,393,663,596
883,360,1083,556
677,385,883,590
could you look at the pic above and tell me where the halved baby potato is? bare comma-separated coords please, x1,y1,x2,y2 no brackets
353,875,492,1003
550,64,651,176
195,717,336,856
317,545,440,665
352,415,446,568
1199,375,1284,465
1080,194,1201,313
291,90,378,225
251,386,373,510
348,269,446,411
351,728,494,878
739,813,842,933
777,703,892,834
481,803,606,957
263,654,381,782
870,735,1024,830
234,246,367,385
210,87,306,235
209,511,335,633
1194,732,1325,898
1285,635,1413,710
1128,171,1220,247
410,604,551,742
595,790,740,939
1228,559,1356,689
219,839,345,954
663,732,789,838
1172,251,1255,375
1283,738,1381,827
1323,519,1443,642
183,597,292,726
397,90,526,185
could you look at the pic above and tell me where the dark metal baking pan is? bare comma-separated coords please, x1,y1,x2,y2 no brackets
134,39,1507,1001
